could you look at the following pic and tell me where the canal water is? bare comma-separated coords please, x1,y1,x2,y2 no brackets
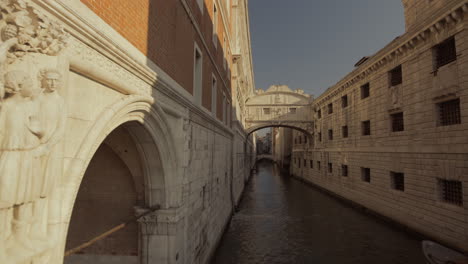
211,160,426,264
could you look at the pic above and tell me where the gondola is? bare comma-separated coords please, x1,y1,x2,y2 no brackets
422,240,468,264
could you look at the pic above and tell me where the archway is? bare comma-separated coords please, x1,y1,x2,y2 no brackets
64,122,164,264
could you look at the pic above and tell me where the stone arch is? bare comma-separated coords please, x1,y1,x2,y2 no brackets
60,95,180,262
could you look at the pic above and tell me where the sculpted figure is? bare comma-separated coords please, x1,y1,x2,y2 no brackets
390,85,399,107
0,70,42,260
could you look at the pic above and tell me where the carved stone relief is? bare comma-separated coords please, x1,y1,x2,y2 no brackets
0,1,69,263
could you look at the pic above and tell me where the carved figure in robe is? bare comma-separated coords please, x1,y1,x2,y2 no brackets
390,85,399,107
0,70,43,260
29,69,66,246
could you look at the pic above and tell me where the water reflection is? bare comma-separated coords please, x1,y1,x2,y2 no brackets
211,160,425,264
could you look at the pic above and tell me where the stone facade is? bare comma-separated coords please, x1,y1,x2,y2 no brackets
0,1,255,264
291,0,468,252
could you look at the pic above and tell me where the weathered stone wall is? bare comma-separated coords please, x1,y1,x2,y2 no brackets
292,1,468,252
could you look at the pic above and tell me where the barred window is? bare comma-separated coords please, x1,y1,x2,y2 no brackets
438,179,463,206
318,109,322,119
361,167,371,182
263,108,271,115
304,159,307,166
435,37,456,69
317,161,321,171
328,163,333,173
328,103,333,114
328,129,333,140
362,120,371,136
304,136,308,144
310,160,314,169
298,159,301,168
342,165,348,177
391,112,404,132
389,65,402,86
438,99,461,126
391,172,405,191
361,83,370,99
342,125,348,138
319,132,322,142
342,95,348,108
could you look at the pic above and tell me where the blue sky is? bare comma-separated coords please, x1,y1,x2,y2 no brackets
248,0,405,97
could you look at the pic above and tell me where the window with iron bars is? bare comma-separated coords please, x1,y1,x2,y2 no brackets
434,37,456,69
317,161,321,171
310,160,313,169
391,112,404,132
304,159,307,167
328,103,333,114
362,120,371,136
318,109,322,119
342,165,348,177
361,167,371,182
342,95,348,108
342,125,348,138
437,99,461,126
328,163,333,173
438,179,463,206
361,83,370,99
319,132,322,142
389,65,402,86
328,129,333,140
391,172,405,191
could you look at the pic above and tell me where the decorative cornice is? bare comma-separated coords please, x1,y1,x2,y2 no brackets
314,2,467,108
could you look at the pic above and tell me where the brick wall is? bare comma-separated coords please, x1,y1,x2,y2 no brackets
80,0,232,121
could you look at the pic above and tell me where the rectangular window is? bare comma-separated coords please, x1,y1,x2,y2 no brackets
211,76,217,115
328,163,333,173
342,165,348,177
328,129,333,140
289,108,297,114
328,103,333,114
362,120,371,136
342,125,348,138
318,109,322,119
391,112,404,132
438,179,463,206
298,159,301,168
391,172,405,191
263,108,271,115
304,159,307,166
310,160,314,169
319,132,322,142
361,83,370,99
389,65,402,86
342,95,348,108
317,161,321,171
438,99,461,126
194,45,203,105
434,37,456,69
213,3,218,47
298,136,302,144
361,167,371,182
304,136,308,144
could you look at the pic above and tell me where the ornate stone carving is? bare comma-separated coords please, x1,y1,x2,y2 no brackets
0,1,69,262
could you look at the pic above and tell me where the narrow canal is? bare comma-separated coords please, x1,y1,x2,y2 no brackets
212,160,426,264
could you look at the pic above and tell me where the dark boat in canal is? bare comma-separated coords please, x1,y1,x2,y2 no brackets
422,241,468,264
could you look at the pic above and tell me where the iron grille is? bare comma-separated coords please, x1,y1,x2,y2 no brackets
310,160,313,168
391,112,404,132
304,159,306,166
361,168,370,182
438,99,461,126
328,129,333,140
391,172,405,191
438,179,463,206
317,161,321,170
342,126,348,138
435,37,456,69
342,95,348,108
328,103,333,114
328,163,333,173
342,165,348,177
318,109,322,119
361,83,370,99
389,65,402,86
362,120,371,136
